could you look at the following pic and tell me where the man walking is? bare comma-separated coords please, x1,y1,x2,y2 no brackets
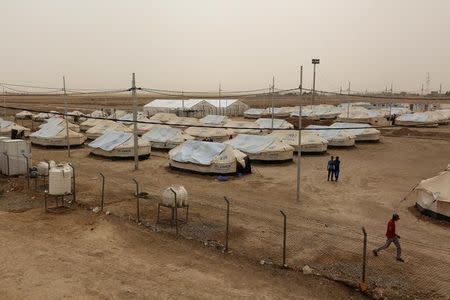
373,213,404,262
327,156,334,181
333,156,341,181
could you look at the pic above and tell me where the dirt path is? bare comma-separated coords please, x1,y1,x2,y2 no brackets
0,209,365,299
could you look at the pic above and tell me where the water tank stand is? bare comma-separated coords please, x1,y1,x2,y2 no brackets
44,192,73,214
156,203,189,226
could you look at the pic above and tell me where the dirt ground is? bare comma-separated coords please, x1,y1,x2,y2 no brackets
1,97,450,299
0,209,365,300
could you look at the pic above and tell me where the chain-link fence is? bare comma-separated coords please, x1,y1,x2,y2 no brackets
16,169,450,300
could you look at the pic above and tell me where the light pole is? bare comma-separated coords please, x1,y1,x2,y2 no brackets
311,59,320,109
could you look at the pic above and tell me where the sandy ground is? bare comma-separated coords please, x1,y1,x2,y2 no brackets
1,131,449,299
0,209,365,300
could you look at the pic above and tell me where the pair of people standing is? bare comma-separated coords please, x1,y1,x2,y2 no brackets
327,156,341,181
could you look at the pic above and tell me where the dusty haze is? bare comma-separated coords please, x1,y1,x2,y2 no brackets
1,0,450,93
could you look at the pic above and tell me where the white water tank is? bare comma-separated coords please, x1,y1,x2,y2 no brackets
0,137,10,173
162,185,188,207
48,164,73,195
37,161,56,176
0,139,31,175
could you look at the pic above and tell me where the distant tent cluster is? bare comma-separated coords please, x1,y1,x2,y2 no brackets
143,99,249,117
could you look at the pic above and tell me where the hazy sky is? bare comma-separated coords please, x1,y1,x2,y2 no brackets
1,0,450,93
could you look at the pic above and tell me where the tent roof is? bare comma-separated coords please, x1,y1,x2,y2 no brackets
170,140,228,165
89,130,133,151
227,134,280,154
415,170,450,203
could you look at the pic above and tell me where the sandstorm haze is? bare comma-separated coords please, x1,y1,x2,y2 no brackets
1,0,450,92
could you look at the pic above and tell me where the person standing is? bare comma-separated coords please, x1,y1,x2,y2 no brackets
327,156,334,181
333,156,341,181
373,214,404,262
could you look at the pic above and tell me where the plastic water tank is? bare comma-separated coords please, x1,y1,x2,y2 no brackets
37,161,56,176
48,164,73,195
162,185,188,207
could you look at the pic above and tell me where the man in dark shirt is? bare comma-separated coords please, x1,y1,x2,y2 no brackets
373,214,404,262
327,156,334,181
333,156,341,181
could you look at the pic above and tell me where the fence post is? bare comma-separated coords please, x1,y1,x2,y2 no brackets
280,210,287,267
133,178,140,223
224,197,230,253
99,173,105,211
68,163,76,203
169,187,178,236
361,227,367,283
23,154,30,189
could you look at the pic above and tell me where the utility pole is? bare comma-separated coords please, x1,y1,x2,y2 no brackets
439,83,442,95
63,76,70,157
389,82,393,116
2,87,5,118
346,81,351,119
271,75,275,130
339,86,342,94
132,73,139,170
426,72,430,95
296,66,303,203
311,59,320,109
219,83,222,115
421,83,424,95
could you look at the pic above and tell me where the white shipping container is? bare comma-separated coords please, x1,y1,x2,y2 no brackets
0,139,31,175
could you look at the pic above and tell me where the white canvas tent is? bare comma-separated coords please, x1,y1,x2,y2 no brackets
40,117,80,132
86,120,132,139
224,120,262,135
396,112,442,127
89,110,108,118
184,127,233,142
263,107,291,118
143,99,216,118
0,119,31,137
329,122,380,141
336,107,387,125
32,112,52,122
149,113,179,123
306,125,355,147
80,118,106,131
15,110,34,119
169,140,248,174
203,99,249,116
30,124,86,146
142,126,193,149
89,130,151,158
292,105,342,119
225,134,294,162
166,117,201,128
269,130,328,153
255,118,294,131
406,168,450,221
199,115,228,125
244,108,265,119
110,110,128,119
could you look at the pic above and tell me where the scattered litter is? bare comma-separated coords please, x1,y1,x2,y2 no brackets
105,211,110,215
372,287,384,299
217,175,228,182
302,265,313,275
92,207,101,213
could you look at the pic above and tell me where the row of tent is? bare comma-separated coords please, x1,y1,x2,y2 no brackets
29,112,381,150
244,104,450,127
